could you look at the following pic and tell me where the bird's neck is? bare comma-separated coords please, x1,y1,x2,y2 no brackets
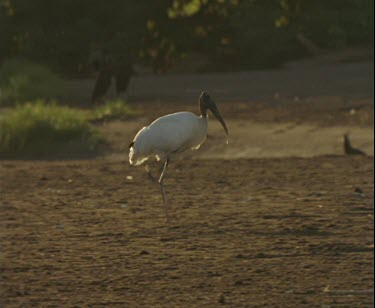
200,101,208,117
344,136,351,149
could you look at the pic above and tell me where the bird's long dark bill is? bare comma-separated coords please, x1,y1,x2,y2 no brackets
211,107,228,135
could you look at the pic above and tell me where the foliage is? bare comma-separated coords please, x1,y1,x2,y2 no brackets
229,0,374,69
228,0,305,69
0,58,64,105
0,101,103,157
275,0,374,48
0,0,153,74
0,0,373,74
90,99,135,122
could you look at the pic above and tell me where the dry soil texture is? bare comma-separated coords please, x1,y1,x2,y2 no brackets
1,156,374,307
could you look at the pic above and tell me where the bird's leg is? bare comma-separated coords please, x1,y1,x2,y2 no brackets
144,164,157,183
159,159,170,222
159,158,169,183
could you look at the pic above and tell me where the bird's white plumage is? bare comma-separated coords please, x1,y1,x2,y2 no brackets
129,111,208,165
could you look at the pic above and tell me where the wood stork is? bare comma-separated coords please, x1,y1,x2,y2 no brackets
129,92,228,221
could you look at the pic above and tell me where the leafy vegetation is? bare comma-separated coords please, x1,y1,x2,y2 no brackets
0,58,64,105
90,99,135,123
1,0,372,74
0,0,372,159
0,101,103,158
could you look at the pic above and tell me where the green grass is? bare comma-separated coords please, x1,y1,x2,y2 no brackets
0,58,65,106
90,99,135,122
0,101,104,158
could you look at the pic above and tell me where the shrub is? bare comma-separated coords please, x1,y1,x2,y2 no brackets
228,0,374,70
0,101,104,158
0,58,65,105
90,99,135,122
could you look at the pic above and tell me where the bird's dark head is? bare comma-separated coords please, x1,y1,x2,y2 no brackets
199,91,228,136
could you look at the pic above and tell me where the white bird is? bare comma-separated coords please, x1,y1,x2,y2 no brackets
129,91,228,221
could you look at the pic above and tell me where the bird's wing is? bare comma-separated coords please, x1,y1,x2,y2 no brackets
130,112,206,165
140,112,201,153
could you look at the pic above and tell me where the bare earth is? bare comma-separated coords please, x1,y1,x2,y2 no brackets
1,57,374,307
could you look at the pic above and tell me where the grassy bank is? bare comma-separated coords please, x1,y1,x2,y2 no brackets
0,101,104,158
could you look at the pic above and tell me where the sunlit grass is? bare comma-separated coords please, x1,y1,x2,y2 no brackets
90,99,135,122
0,101,104,158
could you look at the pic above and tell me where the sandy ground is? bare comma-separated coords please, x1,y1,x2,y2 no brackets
1,157,374,307
1,57,374,307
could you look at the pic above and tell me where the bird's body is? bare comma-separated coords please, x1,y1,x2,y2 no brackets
91,62,133,103
129,92,228,222
344,134,366,156
130,112,208,165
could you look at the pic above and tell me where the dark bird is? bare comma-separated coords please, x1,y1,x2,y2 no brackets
343,134,366,156
114,63,133,97
91,68,112,103
90,54,133,104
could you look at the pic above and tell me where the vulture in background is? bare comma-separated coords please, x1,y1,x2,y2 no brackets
90,53,133,104
343,134,366,156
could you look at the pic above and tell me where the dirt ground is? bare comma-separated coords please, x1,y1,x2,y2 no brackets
1,56,374,307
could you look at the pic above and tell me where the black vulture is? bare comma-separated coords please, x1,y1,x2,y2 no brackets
91,61,133,104
91,68,112,103
343,134,366,156
114,63,133,97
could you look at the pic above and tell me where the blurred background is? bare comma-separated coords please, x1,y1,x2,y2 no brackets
1,0,374,74
0,0,373,157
